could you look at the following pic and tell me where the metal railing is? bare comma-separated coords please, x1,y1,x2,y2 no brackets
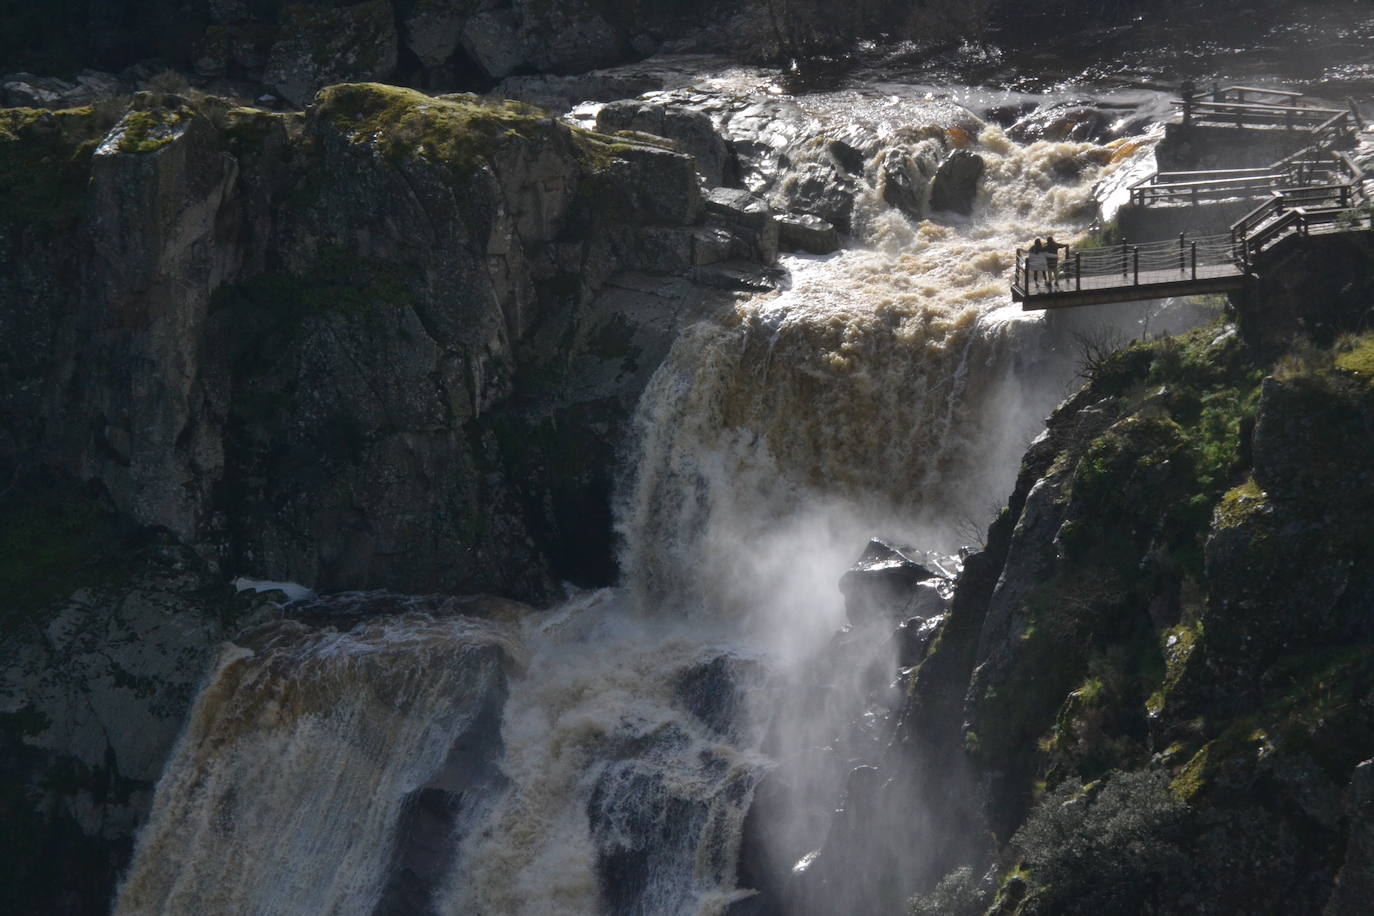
1172,99,1350,131
1130,91,1362,209
1014,233,1241,296
1209,86,1307,107
1130,171,1292,207
1243,207,1374,260
1234,181,1372,264
1013,87,1371,302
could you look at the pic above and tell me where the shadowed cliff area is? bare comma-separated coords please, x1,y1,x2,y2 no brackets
1,0,1333,102
805,310,1374,915
0,83,751,913
1,84,737,601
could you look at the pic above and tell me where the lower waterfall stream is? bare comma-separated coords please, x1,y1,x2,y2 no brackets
115,65,1215,915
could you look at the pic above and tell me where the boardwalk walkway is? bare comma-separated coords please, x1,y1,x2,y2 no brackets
1130,86,1362,209
1012,235,1249,308
1012,86,1369,310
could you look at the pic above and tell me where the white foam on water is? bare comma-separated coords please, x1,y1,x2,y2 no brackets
117,71,1181,916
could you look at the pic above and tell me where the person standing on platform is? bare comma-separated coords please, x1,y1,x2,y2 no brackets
1043,235,1068,290
1028,238,1047,289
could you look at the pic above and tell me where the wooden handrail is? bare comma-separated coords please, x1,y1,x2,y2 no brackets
1233,193,1286,238
1173,100,1345,116
1147,167,1279,179
1336,152,1364,182
1214,86,1305,103
1133,100,1359,211
1145,175,1288,190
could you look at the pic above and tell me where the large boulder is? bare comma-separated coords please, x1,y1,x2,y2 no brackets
876,140,941,221
265,1,399,107
1009,102,1112,143
704,186,777,264
3,70,122,108
596,98,736,186
838,538,945,625
772,157,858,232
928,148,985,215
513,0,625,74
402,0,472,72
461,8,529,80
776,211,840,254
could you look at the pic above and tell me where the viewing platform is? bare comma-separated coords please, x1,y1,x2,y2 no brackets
1013,85,1370,311
1012,235,1249,309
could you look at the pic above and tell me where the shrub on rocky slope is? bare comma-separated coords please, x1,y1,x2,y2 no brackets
901,322,1374,915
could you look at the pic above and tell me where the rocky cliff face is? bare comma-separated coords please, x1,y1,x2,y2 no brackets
3,0,1009,103
3,84,740,600
805,316,1374,915
3,0,741,101
0,476,280,914
0,80,761,914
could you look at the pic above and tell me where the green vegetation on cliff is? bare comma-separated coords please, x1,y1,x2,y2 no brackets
929,323,1374,914
0,106,103,231
314,83,551,171
113,102,193,154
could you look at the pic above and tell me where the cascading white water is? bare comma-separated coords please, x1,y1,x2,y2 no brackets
436,590,769,916
115,73,1182,916
115,612,524,915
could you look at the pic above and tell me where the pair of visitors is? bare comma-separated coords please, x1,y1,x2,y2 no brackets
1026,236,1067,290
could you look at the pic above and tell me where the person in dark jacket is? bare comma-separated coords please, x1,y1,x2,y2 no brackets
1043,235,1068,289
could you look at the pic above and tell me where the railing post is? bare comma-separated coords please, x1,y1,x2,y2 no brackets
1075,252,1081,291
1133,246,1140,285
1178,232,1186,272
1121,239,1129,279
1191,241,1197,279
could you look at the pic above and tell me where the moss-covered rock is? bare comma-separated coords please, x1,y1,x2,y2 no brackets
107,99,194,154
889,319,1374,913
0,105,103,231
314,82,548,171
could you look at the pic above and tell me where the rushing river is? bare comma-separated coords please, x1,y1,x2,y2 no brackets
114,33,1370,914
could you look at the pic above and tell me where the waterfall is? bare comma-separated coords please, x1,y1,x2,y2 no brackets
115,611,522,915
115,75,1181,916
